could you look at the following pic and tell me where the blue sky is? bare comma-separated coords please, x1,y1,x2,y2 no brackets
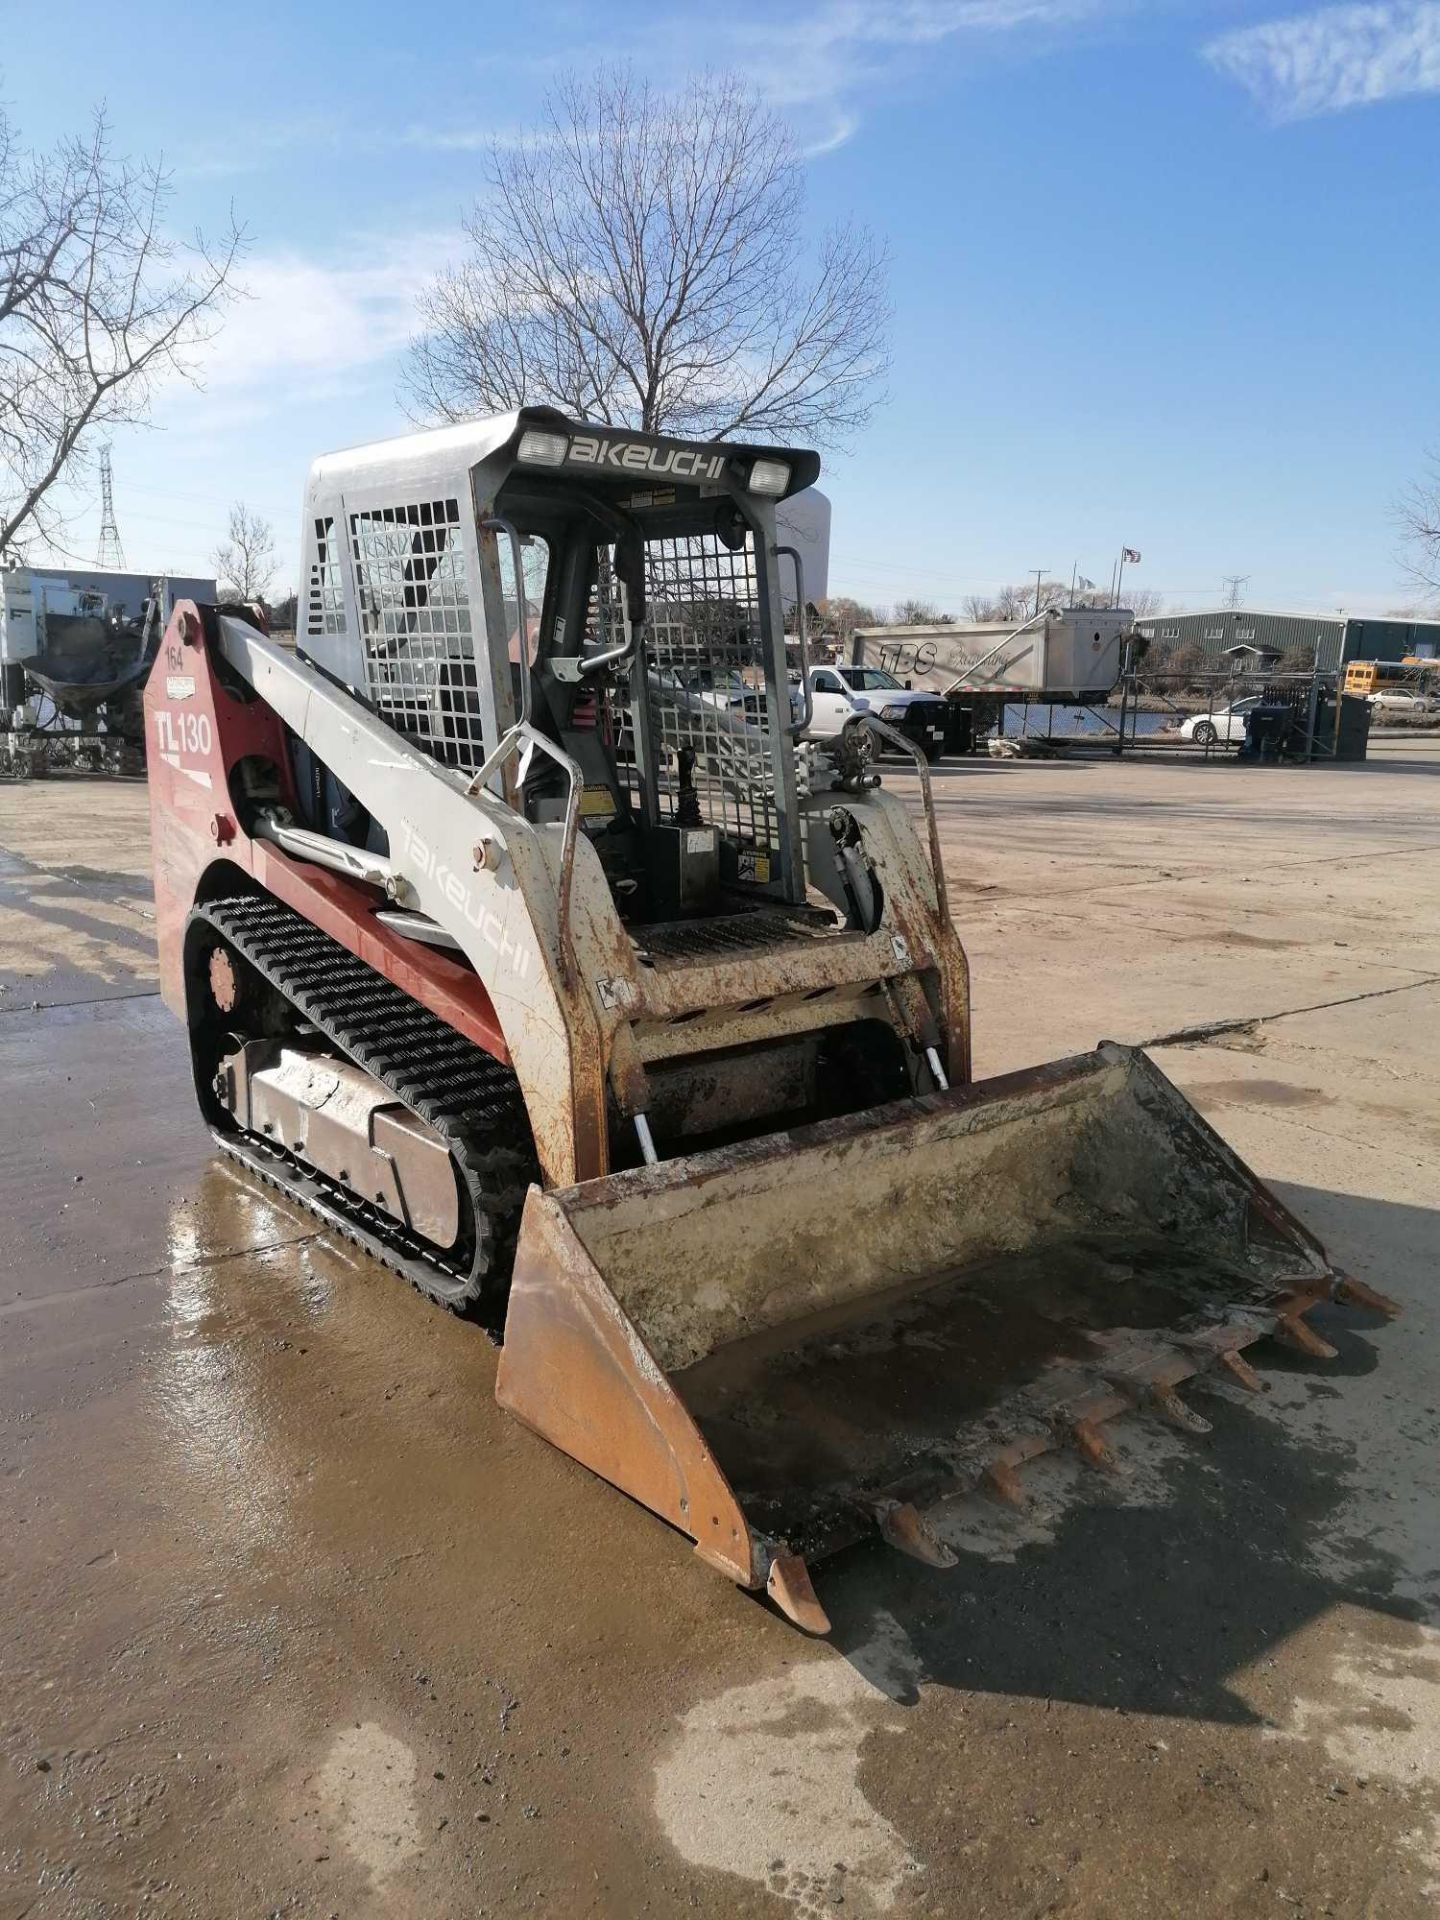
9,0,1440,614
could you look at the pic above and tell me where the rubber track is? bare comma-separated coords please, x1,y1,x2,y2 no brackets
194,891,536,1317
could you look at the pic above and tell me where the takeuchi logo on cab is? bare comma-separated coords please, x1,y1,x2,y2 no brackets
565,435,728,483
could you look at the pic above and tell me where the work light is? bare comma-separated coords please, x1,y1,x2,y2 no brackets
516,430,568,466
748,459,791,496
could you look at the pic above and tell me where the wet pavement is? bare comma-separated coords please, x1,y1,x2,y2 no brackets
2,755,1438,1918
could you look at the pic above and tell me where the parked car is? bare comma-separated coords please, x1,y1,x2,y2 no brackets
798,665,950,759
1176,697,1262,745
1367,689,1439,713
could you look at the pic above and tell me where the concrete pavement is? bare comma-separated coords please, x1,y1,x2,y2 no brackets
2,746,1437,1918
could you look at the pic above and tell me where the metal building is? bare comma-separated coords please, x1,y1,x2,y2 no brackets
1135,608,1440,672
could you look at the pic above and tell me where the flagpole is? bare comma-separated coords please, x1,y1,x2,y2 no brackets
1109,551,1119,606
1069,560,1078,606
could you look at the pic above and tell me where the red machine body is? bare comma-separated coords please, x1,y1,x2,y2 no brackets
143,603,508,1062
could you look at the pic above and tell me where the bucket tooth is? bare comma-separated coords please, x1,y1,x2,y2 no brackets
1216,1348,1268,1394
766,1550,832,1636
875,1500,958,1568
1148,1384,1213,1435
1335,1272,1402,1318
985,1459,1030,1509
1070,1416,1122,1472
1274,1312,1340,1361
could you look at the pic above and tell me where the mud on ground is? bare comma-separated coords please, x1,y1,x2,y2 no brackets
2,748,1438,1918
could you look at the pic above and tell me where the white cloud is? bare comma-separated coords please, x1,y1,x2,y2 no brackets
188,234,456,401
704,0,1101,140
1205,0,1440,119
404,0,1102,160
397,125,549,154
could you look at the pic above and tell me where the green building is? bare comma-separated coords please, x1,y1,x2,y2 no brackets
1134,609,1440,673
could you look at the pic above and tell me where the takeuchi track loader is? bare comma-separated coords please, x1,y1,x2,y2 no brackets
145,411,1395,1632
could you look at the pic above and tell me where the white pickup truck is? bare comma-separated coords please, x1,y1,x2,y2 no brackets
797,664,951,760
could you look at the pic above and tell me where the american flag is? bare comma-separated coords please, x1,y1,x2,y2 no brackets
1122,547,1141,564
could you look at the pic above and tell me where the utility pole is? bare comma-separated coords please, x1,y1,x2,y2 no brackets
96,446,126,571
1032,568,1049,619
1222,574,1249,610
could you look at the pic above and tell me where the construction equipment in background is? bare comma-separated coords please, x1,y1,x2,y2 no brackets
1,565,216,776
145,411,1395,1632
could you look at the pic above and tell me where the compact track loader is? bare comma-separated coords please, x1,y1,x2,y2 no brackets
146,411,1394,1631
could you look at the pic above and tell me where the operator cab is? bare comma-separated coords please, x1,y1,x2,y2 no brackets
296,409,828,930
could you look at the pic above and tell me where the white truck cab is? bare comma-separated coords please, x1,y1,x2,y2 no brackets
801,664,950,759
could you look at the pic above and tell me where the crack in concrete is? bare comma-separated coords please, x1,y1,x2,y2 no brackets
0,1228,325,1320
964,838,1440,910
1162,1095,1433,1167
1145,974,1440,1050
0,985,161,1016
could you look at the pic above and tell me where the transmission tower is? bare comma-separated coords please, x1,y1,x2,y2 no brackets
1222,573,1249,610
96,445,127,570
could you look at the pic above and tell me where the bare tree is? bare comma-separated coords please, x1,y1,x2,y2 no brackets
964,580,1163,620
404,68,889,447
892,597,953,625
1400,455,1440,603
817,595,876,652
0,109,243,558
1122,587,1164,619
976,581,1049,619
214,502,276,602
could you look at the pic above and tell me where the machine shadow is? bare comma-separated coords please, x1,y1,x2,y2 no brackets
821,1181,1434,1727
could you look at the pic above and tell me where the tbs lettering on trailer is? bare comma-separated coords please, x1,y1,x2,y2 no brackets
397,819,531,978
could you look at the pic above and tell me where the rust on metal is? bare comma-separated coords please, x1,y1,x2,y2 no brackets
985,1461,1030,1509
1334,1272,1402,1317
766,1550,831,1635
1274,1309,1341,1361
497,1190,756,1586
1147,1383,1213,1435
1215,1347,1268,1393
1069,1416,1122,1472
875,1499,958,1567
208,946,239,1014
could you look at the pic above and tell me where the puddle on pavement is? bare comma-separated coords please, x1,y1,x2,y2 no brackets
127,1165,355,1562
1184,1077,1336,1109
653,1613,924,1916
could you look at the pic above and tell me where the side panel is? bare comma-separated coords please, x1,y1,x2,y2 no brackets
143,604,509,1062
498,1189,757,1586
202,608,618,1185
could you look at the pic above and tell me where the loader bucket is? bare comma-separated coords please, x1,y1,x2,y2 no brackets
497,1041,1392,1632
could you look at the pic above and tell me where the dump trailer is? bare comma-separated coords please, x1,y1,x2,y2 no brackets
145,411,1395,1631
